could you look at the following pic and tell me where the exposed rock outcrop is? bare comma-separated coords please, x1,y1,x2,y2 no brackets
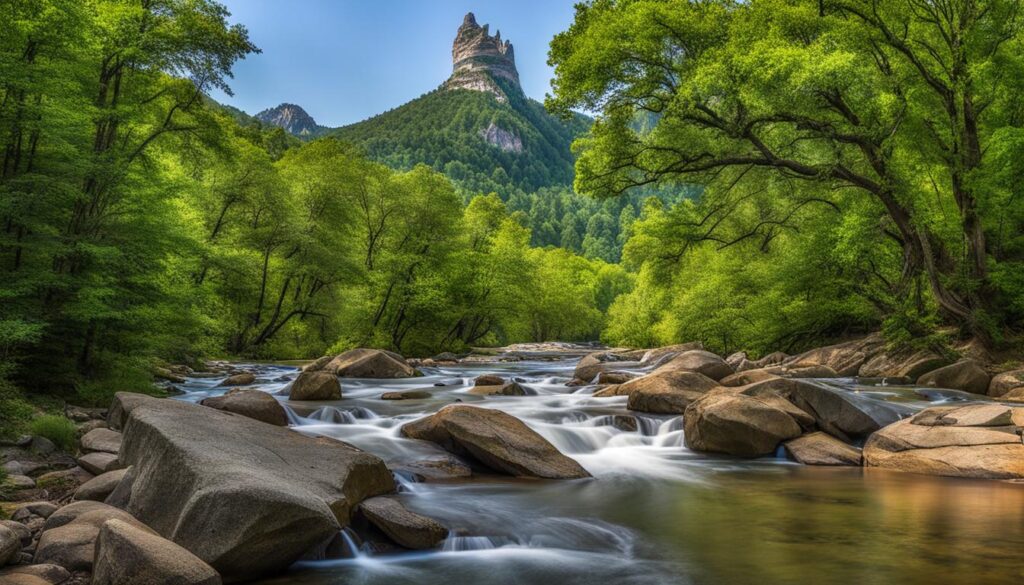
254,103,321,137
445,13,519,101
864,404,1024,479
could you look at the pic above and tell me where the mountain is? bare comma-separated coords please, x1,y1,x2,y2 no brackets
326,13,590,198
255,103,323,137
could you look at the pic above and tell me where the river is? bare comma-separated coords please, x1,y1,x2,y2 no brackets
172,353,1024,585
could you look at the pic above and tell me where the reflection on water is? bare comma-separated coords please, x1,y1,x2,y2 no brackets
175,359,1024,585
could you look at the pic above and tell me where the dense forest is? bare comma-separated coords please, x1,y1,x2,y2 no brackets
0,0,627,421
3,0,1024,424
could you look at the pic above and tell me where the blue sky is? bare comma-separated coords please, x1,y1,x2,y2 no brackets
211,0,579,127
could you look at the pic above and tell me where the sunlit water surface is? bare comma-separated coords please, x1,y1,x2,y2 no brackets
174,357,1024,585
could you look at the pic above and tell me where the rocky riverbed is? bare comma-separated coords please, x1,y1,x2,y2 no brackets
3,340,1024,584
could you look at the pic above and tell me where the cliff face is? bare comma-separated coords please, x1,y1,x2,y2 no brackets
445,12,521,101
255,103,320,136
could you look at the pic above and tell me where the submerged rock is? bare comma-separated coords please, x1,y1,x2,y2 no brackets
916,359,990,395
289,370,342,401
400,405,590,479
357,496,447,550
116,397,394,581
200,388,288,426
784,432,862,466
92,518,221,585
864,404,1024,479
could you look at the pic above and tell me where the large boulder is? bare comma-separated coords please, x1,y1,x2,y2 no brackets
622,370,718,414
784,432,863,466
107,392,158,431
116,398,394,582
988,369,1024,398
288,371,342,401
858,348,950,379
658,350,733,381
217,372,255,387
916,359,990,394
683,390,804,457
315,348,416,378
80,428,122,454
34,501,145,572
357,497,447,550
73,468,129,502
400,405,590,479
864,404,1024,479
200,389,288,426
92,518,221,585
744,378,906,440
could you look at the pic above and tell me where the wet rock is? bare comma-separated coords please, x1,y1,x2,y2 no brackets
314,348,417,378
1,520,31,547
858,348,949,379
683,390,804,457
466,382,529,397
80,428,121,455
106,393,158,431
864,404,1024,479
117,397,394,581
92,518,221,585
473,374,505,386
610,415,638,432
916,359,990,395
396,454,473,481
624,371,719,414
200,389,288,426
573,351,643,384
591,384,627,397
73,468,128,502
431,352,460,363
987,369,1024,398
659,350,733,381
34,501,146,572
784,432,863,466
76,453,119,476
381,390,432,400
357,496,447,550
217,372,255,387
0,564,71,585
289,370,342,401
401,405,590,479
0,523,20,565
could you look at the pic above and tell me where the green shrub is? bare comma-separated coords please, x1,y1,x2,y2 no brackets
29,414,77,452
0,382,33,440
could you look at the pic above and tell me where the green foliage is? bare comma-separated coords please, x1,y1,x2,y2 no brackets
29,414,76,452
550,0,1024,351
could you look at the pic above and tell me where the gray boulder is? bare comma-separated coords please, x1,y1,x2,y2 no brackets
357,496,447,550
92,518,221,585
117,398,394,582
73,468,129,502
80,428,122,454
200,389,288,426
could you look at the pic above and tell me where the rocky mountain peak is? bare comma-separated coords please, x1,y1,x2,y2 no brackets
446,12,520,101
255,103,320,136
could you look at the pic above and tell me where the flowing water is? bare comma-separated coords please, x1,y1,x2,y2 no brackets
173,354,1024,585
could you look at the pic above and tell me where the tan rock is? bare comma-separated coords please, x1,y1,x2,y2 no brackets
0,564,71,585
381,390,432,400
784,432,862,466
357,496,447,550
401,405,590,479
0,524,20,566
719,368,780,387
466,382,529,396
473,374,504,386
319,348,416,378
289,370,342,401
988,369,1024,398
859,349,949,379
623,371,718,414
658,350,733,381
683,390,803,457
217,372,255,387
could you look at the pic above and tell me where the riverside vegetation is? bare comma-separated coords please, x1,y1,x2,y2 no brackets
4,1,1024,583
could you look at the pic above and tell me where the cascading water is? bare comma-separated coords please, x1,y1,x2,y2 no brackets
174,354,1024,585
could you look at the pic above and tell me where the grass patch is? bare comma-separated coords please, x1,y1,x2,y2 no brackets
29,414,77,452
